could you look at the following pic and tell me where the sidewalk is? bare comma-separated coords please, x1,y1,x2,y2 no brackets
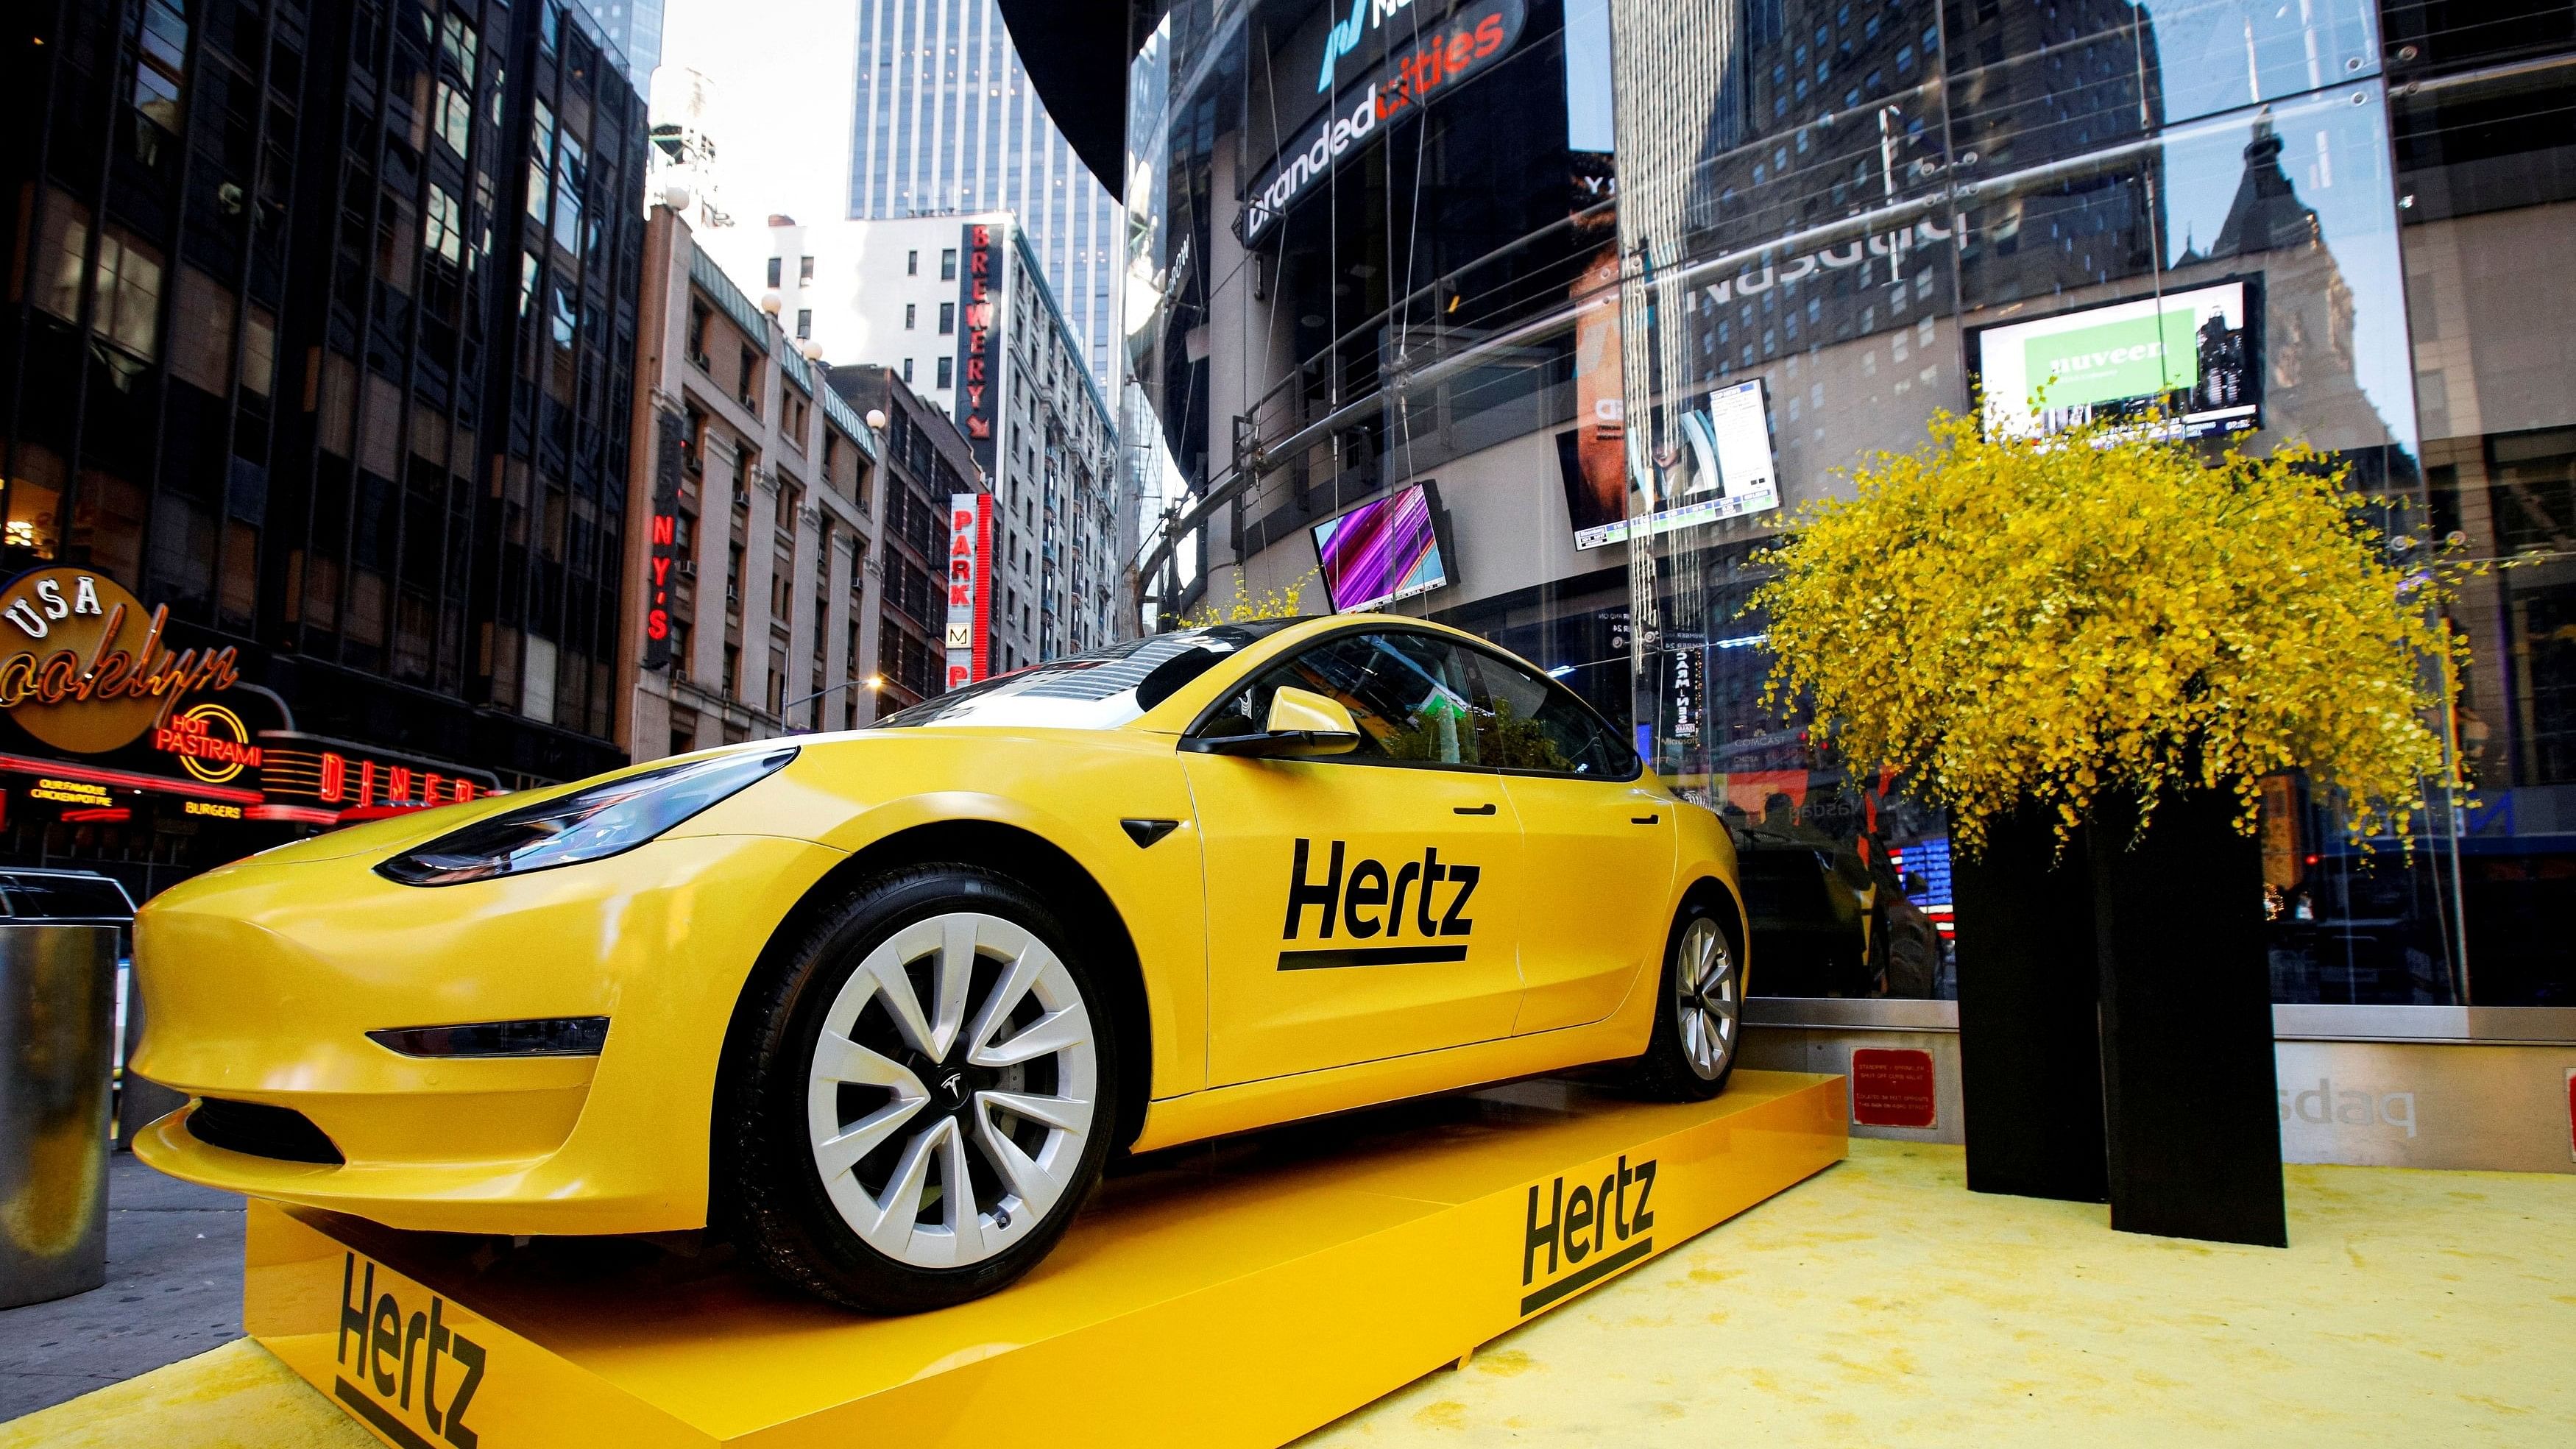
4,1141,2572,1446
1,1155,244,1421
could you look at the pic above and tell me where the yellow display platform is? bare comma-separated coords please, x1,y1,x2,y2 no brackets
244,1070,1845,1449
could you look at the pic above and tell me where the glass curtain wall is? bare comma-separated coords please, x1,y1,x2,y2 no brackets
1613,0,2466,1004
1127,0,1632,723
2388,0,2576,1006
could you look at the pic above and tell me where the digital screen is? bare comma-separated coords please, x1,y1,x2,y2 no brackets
1971,278,2261,442
1565,379,1779,549
1312,484,1448,612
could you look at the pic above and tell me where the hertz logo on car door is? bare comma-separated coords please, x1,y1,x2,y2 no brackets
1277,837,1481,969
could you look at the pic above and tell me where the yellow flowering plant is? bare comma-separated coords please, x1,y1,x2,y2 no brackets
1749,410,2466,856
1175,569,1320,628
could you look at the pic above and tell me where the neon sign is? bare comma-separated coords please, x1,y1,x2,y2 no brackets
642,409,685,671
955,222,1000,473
155,702,263,784
259,737,496,812
944,492,994,692
0,567,241,754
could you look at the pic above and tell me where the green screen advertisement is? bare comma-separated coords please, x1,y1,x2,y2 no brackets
1974,278,2261,442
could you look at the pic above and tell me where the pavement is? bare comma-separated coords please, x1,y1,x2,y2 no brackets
4,1141,2573,1446
0,1154,244,1421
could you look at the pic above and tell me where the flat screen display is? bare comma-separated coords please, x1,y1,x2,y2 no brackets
1971,277,2262,442
1312,484,1448,612
1563,379,1779,550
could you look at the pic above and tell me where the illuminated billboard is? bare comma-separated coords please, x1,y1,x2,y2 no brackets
1970,277,2262,442
1565,378,1779,549
1312,483,1448,612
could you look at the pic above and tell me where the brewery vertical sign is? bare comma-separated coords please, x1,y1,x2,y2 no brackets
944,493,994,692
956,222,1001,475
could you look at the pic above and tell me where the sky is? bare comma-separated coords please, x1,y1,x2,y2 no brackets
654,0,857,293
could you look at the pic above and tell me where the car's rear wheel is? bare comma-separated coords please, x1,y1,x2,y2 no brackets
1627,897,1743,1101
728,865,1117,1312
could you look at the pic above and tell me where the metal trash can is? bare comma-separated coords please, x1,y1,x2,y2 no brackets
0,924,118,1308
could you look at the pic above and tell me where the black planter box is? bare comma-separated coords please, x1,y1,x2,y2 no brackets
1955,791,2286,1247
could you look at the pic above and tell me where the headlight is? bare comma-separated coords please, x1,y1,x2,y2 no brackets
375,748,796,886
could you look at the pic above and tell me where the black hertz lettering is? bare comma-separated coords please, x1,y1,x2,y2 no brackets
1278,839,1479,969
336,1252,485,1448
1518,1156,1657,1315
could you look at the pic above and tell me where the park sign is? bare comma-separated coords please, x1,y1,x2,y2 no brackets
0,567,241,754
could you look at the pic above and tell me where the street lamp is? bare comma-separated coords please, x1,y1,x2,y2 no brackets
782,675,885,728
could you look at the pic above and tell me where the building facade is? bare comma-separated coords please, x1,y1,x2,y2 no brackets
772,212,1129,667
623,205,880,759
1125,0,2576,1010
826,364,980,712
845,0,1120,389
0,0,647,898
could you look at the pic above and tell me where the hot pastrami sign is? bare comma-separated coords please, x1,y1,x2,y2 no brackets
1242,0,1524,243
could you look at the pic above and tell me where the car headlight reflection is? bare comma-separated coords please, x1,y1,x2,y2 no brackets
375,748,797,886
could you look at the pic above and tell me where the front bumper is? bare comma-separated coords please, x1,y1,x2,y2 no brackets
131,832,843,1235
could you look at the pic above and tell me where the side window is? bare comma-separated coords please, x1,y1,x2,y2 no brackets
1471,649,1636,778
1200,632,1490,766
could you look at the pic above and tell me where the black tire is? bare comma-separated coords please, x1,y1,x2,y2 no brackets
1627,893,1744,1101
727,864,1119,1313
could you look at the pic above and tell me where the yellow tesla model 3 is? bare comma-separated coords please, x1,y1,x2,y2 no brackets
132,616,1746,1311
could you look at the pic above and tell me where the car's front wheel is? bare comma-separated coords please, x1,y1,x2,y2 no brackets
727,865,1117,1312
1627,896,1744,1100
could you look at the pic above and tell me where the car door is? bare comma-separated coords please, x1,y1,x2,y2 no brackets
1183,629,1526,1086
1473,647,1677,1035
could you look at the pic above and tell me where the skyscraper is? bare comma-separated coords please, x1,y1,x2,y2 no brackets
846,0,1119,389
573,0,664,86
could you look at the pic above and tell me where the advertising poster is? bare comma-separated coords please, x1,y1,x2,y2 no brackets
1565,378,1779,548
1312,483,1448,612
1971,277,2262,442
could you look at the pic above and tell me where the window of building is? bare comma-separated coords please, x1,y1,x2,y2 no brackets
905,302,916,330
938,302,955,334
766,257,782,287
941,248,958,280
796,309,812,340
435,81,472,157
936,355,953,389
799,255,815,281
906,249,919,275
902,357,914,383
242,304,277,397
425,185,465,264
170,266,236,396
91,224,164,363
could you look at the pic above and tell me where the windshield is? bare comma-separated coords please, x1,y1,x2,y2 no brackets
871,621,1304,730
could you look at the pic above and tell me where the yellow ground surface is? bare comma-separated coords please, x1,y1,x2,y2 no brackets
6,1140,2571,1448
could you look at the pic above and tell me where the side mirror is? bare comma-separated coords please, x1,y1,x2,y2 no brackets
1189,686,1362,758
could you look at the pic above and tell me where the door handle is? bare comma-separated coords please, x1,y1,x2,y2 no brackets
1631,813,1660,825
1454,803,1496,815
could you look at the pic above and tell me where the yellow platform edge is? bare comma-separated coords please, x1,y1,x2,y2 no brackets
245,1071,1848,1449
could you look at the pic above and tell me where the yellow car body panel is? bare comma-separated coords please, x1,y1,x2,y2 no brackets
131,615,1747,1238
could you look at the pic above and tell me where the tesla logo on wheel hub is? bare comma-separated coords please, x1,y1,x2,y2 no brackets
940,1071,965,1104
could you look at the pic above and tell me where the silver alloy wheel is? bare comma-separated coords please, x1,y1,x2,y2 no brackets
804,911,1097,1269
1675,917,1740,1080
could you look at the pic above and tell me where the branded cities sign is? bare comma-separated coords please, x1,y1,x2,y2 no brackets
944,492,994,692
1242,0,1525,243
0,567,240,753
